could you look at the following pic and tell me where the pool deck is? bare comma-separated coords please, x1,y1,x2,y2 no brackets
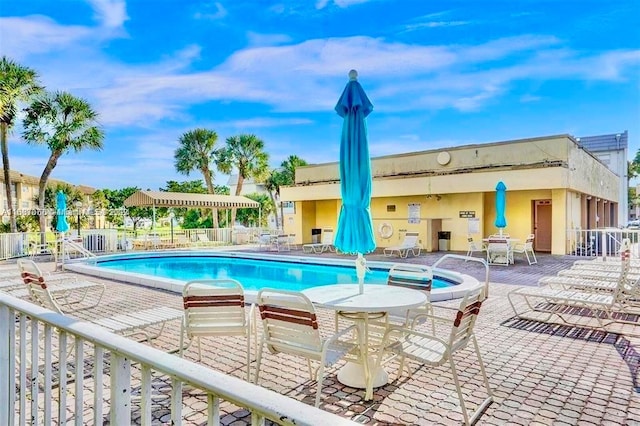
3,247,640,425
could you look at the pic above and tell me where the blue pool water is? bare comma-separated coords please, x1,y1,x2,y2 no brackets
97,255,455,292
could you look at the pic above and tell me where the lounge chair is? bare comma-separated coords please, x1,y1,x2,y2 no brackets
254,289,358,407
373,286,493,425
508,239,640,333
383,232,422,258
179,279,256,380
302,229,335,254
16,259,105,310
17,258,182,345
538,245,633,292
195,233,216,247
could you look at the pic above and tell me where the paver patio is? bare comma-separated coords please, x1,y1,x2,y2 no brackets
4,250,640,425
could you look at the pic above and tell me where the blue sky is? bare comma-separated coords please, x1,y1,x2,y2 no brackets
1,0,639,191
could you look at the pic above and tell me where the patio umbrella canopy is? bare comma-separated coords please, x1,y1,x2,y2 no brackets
333,70,376,294
494,181,507,235
55,190,70,233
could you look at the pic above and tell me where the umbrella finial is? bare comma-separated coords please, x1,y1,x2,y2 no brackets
348,69,358,81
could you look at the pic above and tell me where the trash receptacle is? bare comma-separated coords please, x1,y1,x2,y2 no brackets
311,228,322,244
438,231,451,251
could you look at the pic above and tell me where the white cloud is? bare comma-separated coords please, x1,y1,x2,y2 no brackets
224,117,314,129
0,16,92,60
194,2,228,20
316,0,373,9
87,0,128,28
247,32,293,47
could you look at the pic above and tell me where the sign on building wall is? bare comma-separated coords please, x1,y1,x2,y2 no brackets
459,210,476,218
281,201,295,215
408,203,421,224
468,218,480,234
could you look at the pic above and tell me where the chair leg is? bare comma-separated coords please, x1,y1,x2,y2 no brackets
245,329,251,382
307,359,314,380
315,362,326,407
197,337,202,362
254,339,264,384
179,325,185,357
448,357,471,425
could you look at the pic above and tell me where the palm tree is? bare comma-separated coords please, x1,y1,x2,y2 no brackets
22,91,104,236
264,170,284,228
174,128,220,227
218,134,269,226
278,155,307,223
0,57,43,232
280,155,307,184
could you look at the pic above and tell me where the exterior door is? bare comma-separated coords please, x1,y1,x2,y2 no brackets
534,200,552,252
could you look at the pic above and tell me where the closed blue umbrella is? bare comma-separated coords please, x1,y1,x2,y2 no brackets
56,190,70,267
333,70,376,294
494,181,507,235
56,190,70,233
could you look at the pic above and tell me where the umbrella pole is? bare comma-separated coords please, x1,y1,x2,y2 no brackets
59,232,65,270
356,253,366,294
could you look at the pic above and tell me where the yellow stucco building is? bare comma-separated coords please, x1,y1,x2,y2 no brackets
280,134,620,255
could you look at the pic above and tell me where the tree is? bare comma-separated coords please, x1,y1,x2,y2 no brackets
218,134,270,225
0,57,43,232
22,91,104,238
277,155,307,223
174,128,221,227
280,155,308,184
101,187,153,232
264,171,283,227
235,193,273,227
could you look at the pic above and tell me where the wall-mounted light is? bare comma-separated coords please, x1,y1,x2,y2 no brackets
586,196,592,200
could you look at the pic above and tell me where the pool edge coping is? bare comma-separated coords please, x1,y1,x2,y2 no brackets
64,250,483,302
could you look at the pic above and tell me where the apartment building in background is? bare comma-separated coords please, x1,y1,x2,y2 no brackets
0,169,98,230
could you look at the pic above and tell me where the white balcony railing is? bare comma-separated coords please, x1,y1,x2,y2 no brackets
0,293,355,426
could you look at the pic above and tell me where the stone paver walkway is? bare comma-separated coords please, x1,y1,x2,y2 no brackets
4,250,639,425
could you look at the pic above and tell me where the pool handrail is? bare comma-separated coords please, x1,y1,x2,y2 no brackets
433,253,490,299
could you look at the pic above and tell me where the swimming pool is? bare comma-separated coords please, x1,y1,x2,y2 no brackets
95,255,455,292
66,251,482,301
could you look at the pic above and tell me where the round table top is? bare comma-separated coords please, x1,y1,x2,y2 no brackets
302,284,428,313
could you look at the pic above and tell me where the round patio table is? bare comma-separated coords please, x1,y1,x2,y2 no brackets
302,284,428,400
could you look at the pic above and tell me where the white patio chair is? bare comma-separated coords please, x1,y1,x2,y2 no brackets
383,232,422,258
254,289,358,407
302,229,335,254
179,279,256,380
465,236,486,260
16,258,106,311
257,233,275,250
276,234,291,251
372,286,493,425
18,258,181,345
512,234,537,265
485,237,512,266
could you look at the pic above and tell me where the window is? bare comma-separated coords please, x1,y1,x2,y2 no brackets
281,201,295,214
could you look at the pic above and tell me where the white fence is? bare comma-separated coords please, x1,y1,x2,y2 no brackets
0,227,270,261
566,228,640,258
0,293,354,426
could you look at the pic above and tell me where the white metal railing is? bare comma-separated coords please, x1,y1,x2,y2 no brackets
566,228,640,258
0,293,355,426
